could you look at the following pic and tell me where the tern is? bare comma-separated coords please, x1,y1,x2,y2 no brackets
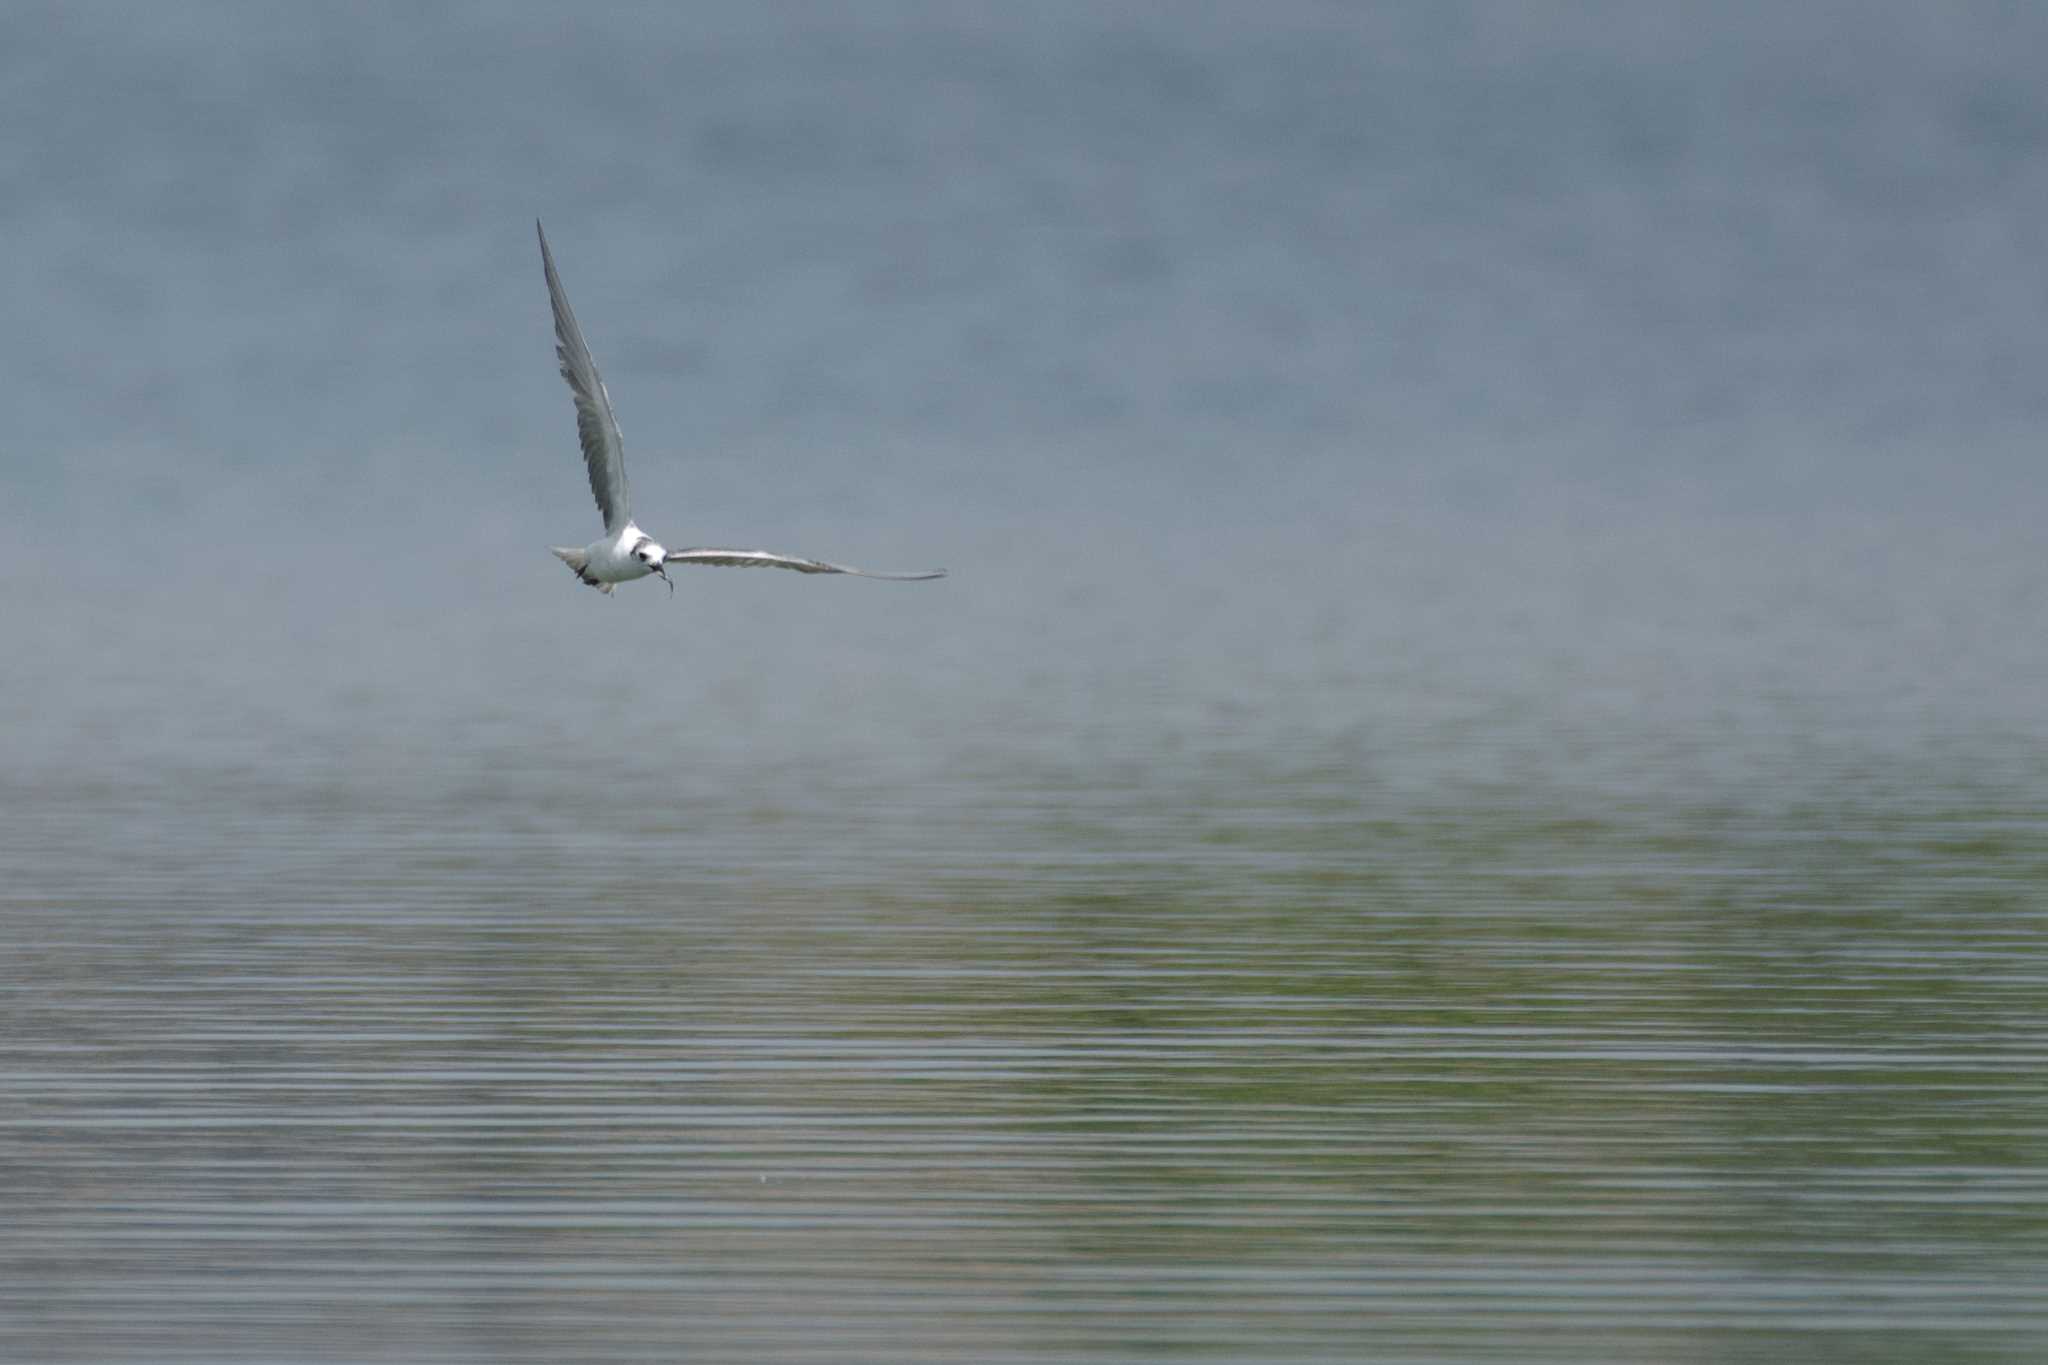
536,221,945,594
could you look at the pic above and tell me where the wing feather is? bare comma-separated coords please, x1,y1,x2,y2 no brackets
664,548,946,580
537,221,631,535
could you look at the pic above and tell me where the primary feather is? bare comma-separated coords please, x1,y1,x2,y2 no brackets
665,548,946,580
538,220,631,535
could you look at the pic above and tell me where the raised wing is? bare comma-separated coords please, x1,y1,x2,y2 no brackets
664,548,947,580
537,220,631,535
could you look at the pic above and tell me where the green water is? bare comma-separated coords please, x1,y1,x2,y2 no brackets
5,691,2043,1362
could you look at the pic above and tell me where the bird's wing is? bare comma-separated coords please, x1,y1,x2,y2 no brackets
537,220,631,536
664,547,947,580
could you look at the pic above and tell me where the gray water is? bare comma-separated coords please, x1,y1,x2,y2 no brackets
4,3,2047,1361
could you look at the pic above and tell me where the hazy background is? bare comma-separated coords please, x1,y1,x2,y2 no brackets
2,3,2045,1361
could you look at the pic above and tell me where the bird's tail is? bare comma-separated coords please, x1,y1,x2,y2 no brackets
550,546,614,594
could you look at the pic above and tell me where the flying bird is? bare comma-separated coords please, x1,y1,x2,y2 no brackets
536,221,945,594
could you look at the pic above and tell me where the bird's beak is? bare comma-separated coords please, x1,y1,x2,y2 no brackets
654,563,672,595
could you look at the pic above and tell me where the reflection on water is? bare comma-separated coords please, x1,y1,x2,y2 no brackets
4,680,2044,1363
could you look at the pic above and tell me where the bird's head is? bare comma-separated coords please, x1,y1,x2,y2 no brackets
636,540,672,593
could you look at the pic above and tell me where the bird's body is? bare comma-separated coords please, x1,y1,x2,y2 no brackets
550,527,662,595
535,221,944,594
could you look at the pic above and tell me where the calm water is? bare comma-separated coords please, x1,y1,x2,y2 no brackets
6,587,2045,1362
5,3,2048,1360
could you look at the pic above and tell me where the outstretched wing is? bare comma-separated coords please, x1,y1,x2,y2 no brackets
537,220,631,535
664,548,947,580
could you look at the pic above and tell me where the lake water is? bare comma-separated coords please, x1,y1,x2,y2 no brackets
3,3,2047,1361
